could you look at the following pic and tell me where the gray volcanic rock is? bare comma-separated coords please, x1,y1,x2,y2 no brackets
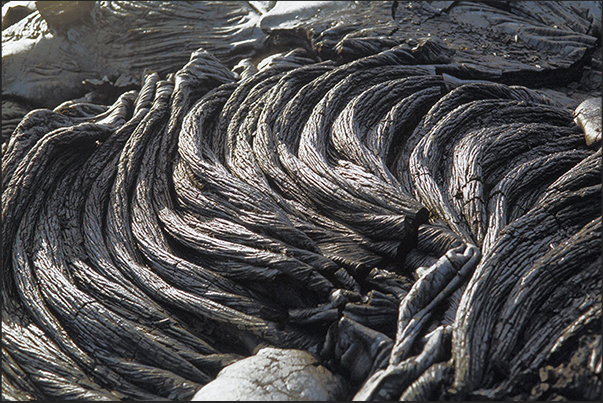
2,1,601,402
574,97,602,146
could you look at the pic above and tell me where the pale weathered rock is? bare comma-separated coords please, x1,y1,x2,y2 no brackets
574,97,602,146
192,347,348,401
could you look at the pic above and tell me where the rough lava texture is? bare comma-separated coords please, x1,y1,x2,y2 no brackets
2,1,602,402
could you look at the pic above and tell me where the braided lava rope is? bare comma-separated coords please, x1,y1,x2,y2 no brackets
2,46,601,401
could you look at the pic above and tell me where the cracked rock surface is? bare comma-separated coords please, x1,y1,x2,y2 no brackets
192,347,348,401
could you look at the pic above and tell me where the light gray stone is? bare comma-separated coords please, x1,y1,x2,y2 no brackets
574,97,602,146
192,347,348,401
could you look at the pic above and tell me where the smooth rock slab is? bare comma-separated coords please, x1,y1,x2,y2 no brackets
192,347,348,401
573,97,602,146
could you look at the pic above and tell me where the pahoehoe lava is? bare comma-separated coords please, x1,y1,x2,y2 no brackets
2,4,602,401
